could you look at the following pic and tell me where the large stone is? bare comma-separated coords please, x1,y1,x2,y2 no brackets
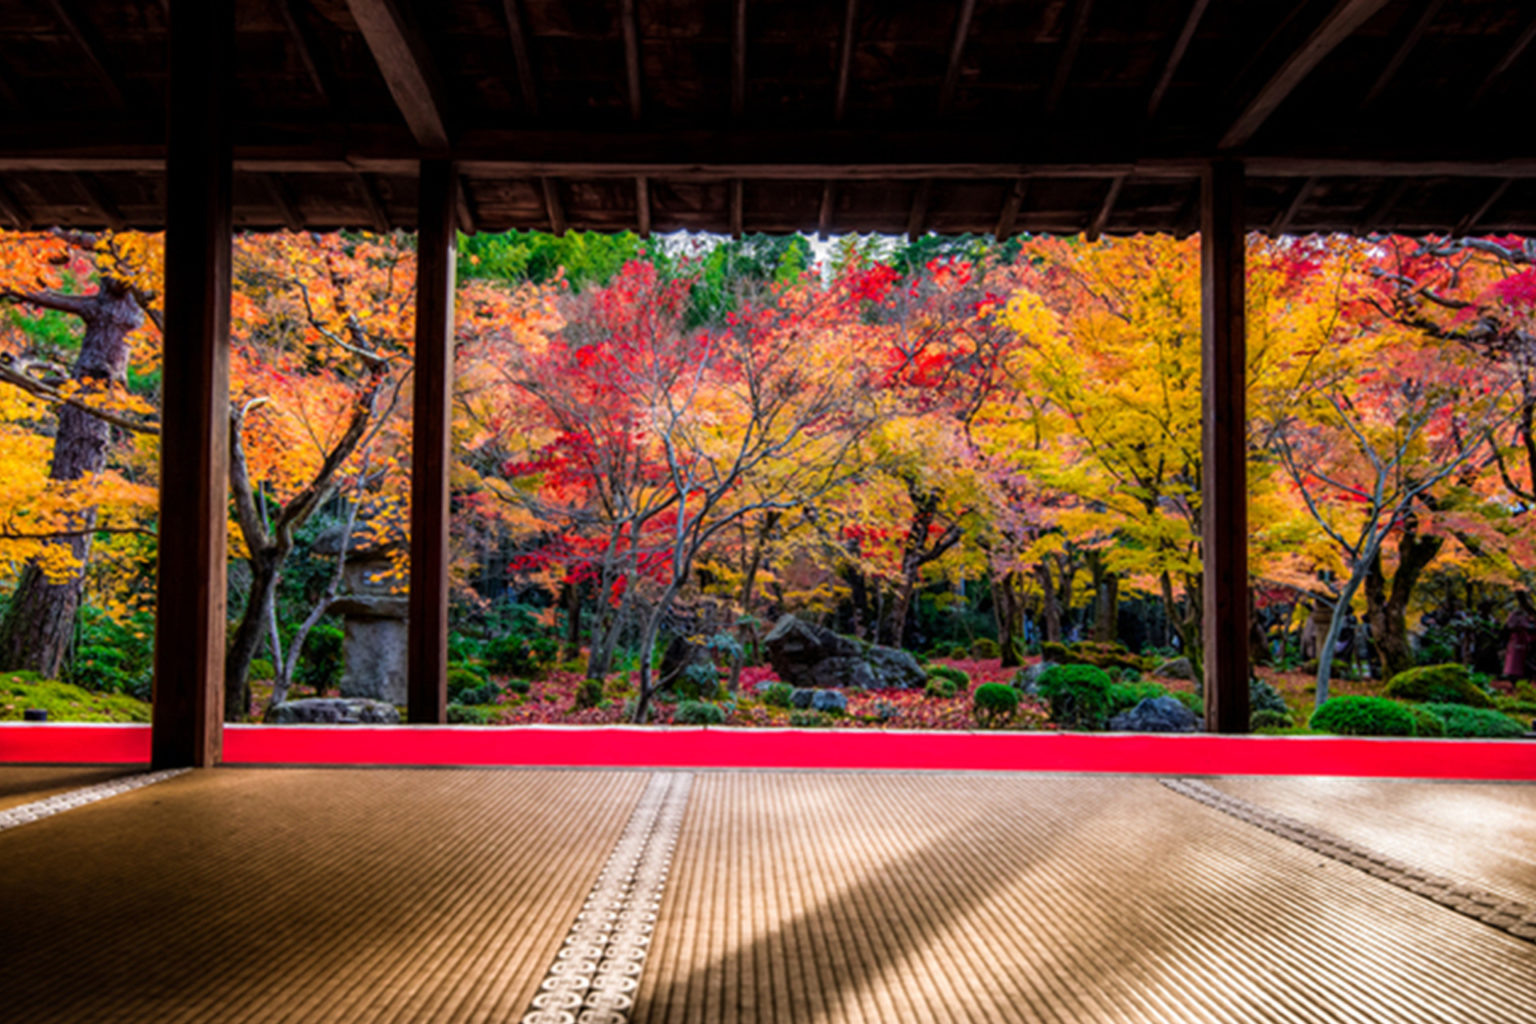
1015,661,1058,694
329,596,409,704
1107,696,1201,733
1152,657,1196,680
268,698,400,724
811,690,848,714
763,615,926,691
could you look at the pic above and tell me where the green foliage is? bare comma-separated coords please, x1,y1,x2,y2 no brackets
924,677,958,700
1107,680,1166,714
447,704,499,725
248,658,275,682
486,632,558,677
673,700,726,725
1170,690,1203,717
1250,709,1293,731
971,637,1000,659
1418,703,1527,739
677,661,721,701
1040,640,1143,673
505,678,532,695
1308,696,1416,737
1407,705,1445,738
926,664,970,688
0,672,149,722
788,709,831,728
295,623,344,694
1115,667,1143,683
760,681,794,708
1384,664,1493,708
972,682,1020,728
1036,664,1114,730
458,229,641,291
1248,677,1289,717
448,664,487,702
70,608,155,700
574,678,603,710
1494,697,1536,717
448,632,485,663
1514,681,1536,702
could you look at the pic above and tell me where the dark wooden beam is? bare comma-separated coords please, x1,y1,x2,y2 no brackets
621,0,643,121
277,0,335,106
636,176,651,237
154,0,232,769
729,178,744,238
75,172,125,230
1472,16,1536,104
1173,179,1201,236
353,172,391,232
833,0,858,123
1269,175,1317,235
1356,177,1410,234
44,0,126,108
1086,174,1124,241
1200,159,1250,735
994,179,1026,239
906,179,932,240
818,182,835,238
1455,178,1512,236
456,175,478,234
1222,0,1391,149
1359,0,1444,110
0,180,29,229
1045,0,1095,117
344,0,450,149
541,176,566,235
262,172,305,231
407,159,456,726
1148,0,1211,118
732,0,748,119
500,0,540,117
938,0,978,114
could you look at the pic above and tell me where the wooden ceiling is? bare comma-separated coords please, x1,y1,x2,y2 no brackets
0,0,1533,236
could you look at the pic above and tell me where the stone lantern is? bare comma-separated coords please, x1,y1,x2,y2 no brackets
312,522,409,706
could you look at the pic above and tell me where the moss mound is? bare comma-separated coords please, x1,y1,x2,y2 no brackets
1040,640,1143,673
1418,703,1527,739
1037,663,1114,730
0,673,150,723
1308,696,1415,737
972,683,1020,728
1383,664,1492,708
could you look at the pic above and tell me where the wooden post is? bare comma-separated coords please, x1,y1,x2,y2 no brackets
1201,160,1250,733
407,159,456,724
152,0,233,768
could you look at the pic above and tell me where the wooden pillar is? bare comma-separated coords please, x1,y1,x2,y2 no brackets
152,0,233,768
1201,160,1250,733
407,160,457,724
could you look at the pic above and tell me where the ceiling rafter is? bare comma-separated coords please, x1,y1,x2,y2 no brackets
541,177,566,235
818,182,835,239
1086,174,1124,240
906,179,933,240
729,179,744,238
44,0,125,108
732,0,748,119
1147,0,1211,118
621,0,643,121
994,179,1027,239
500,0,540,117
1359,0,1445,110
1270,176,1318,235
278,0,336,106
1045,0,1095,117
1471,15,1536,104
636,176,651,237
1222,0,1391,149
353,172,392,232
938,0,977,114
344,0,450,150
74,172,124,230
833,0,859,123
262,172,305,231
0,179,29,229
456,175,478,234
1455,178,1512,235
1356,177,1410,234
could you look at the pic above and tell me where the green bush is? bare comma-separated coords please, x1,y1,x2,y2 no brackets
447,632,484,663
1037,664,1114,730
1383,664,1493,708
295,623,345,694
1418,703,1527,739
1308,696,1415,736
248,658,276,682
1107,680,1166,714
1249,677,1288,716
1407,705,1445,738
673,700,726,725
1250,709,1292,731
447,704,498,725
1040,640,1142,673
1514,681,1536,702
1115,666,1143,683
759,681,794,708
448,664,486,702
971,637,1000,659
574,678,603,710
948,644,970,659
973,683,1020,727
927,665,970,688
788,709,830,728
486,633,558,677
504,678,531,695
924,677,958,700
1494,697,1536,717
676,661,720,701
1170,690,1203,717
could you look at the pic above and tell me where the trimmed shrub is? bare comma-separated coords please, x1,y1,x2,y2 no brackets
1037,664,1114,730
788,710,830,728
1041,640,1142,673
505,678,531,695
948,644,971,659
972,683,1020,728
486,633,558,676
1115,666,1143,683
447,704,498,725
1250,709,1292,731
924,677,958,700
1170,690,1203,717
296,624,345,694
677,661,721,701
971,637,1000,659
927,665,970,688
1419,703,1527,739
1494,697,1536,717
574,678,603,710
1407,705,1445,738
1383,664,1493,708
1107,680,1167,714
248,658,276,682
448,664,486,702
1308,696,1415,736
1514,681,1536,702
673,700,726,725
1249,677,1288,717
760,681,794,708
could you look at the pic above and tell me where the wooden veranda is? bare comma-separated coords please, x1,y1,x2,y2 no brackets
3,0,1536,764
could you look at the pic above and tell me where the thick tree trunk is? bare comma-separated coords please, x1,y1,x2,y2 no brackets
993,571,1024,667
1364,527,1443,681
560,581,583,662
0,285,140,677
1037,560,1062,644
1091,560,1119,643
225,547,284,721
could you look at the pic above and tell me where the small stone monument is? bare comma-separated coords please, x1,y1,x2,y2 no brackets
313,521,408,706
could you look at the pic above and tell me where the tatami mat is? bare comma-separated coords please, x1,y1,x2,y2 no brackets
0,765,137,811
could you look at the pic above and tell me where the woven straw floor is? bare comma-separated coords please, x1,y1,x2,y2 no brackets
2,767,1533,1023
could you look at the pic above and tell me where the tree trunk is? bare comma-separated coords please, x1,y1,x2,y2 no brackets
0,284,141,677
1364,527,1443,681
993,571,1024,667
225,547,284,721
560,582,583,662
1037,560,1062,644
1092,560,1119,643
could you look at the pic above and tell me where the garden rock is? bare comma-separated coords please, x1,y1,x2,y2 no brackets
790,687,817,709
764,614,925,690
1152,657,1195,681
1015,661,1057,694
268,698,400,724
1107,696,1201,733
811,690,848,714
